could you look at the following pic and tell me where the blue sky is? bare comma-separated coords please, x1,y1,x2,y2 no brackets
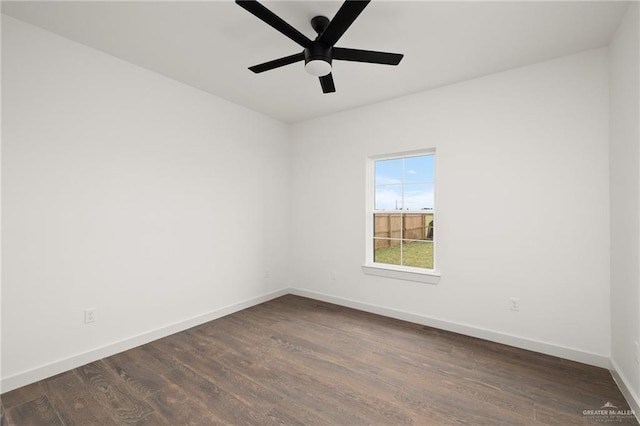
374,154,434,210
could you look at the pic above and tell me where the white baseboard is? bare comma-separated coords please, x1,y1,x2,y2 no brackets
610,358,640,423
1,288,289,393
1,287,616,396
289,288,610,369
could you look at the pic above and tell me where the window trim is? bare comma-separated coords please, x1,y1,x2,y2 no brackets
361,264,441,284
363,149,440,284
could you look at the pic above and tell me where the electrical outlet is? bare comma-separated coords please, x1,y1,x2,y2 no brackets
635,341,640,364
84,308,97,324
264,270,269,279
509,297,520,311
331,271,337,281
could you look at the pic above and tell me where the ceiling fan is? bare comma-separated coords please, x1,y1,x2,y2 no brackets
236,0,404,94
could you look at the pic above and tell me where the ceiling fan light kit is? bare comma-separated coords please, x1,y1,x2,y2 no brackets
236,0,403,93
305,58,332,77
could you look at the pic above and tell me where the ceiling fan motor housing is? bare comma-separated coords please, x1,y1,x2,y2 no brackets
305,42,332,65
304,41,333,76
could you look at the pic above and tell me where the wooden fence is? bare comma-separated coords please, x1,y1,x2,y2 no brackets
374,213,433,249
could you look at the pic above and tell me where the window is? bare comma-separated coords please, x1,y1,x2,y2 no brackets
363,150,439,283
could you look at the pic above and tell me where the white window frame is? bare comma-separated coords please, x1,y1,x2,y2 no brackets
362,149,441,284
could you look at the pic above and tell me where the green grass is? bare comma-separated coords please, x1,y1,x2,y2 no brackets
374,241,434,269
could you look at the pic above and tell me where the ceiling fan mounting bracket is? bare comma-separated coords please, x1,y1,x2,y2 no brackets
310,15,330,35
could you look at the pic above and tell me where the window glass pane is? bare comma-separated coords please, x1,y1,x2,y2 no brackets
371,152,435,271
374,239,401,266
374,213,402,239
402,241,433,269
425,215,434,240
374,158,403,187
403,183,434,211
402,213,427,241
404,155,434,183
375,184,403,210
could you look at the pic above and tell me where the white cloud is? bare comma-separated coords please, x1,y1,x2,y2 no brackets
375,187,434,210
375,187,402,210
375,175,401,185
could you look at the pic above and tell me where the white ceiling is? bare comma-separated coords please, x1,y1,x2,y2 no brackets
1,1,629,123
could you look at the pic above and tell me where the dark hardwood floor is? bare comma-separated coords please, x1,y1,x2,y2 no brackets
1,295,637,425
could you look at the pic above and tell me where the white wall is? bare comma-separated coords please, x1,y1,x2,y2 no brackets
1,16,290,391
609,2,640,411
290,48,611,366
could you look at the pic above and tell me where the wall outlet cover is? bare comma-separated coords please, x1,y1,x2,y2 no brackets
510,297,520,311
84,308,97,324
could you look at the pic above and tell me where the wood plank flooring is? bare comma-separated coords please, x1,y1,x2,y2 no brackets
1,295,638,425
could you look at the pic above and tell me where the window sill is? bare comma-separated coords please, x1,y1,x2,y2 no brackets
361,264,441,284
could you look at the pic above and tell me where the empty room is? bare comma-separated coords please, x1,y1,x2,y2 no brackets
1,0,639,424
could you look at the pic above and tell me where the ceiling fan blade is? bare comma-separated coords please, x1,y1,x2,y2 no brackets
333,47,403,65
318,0,370,46
236,0,312,48
319,74,336,93
249,52,305,73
